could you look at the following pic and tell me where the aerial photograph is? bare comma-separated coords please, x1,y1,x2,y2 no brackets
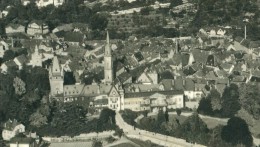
0,0,260,147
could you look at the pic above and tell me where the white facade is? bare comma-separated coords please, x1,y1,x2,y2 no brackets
36,0,64,8
27,22,49,36
2,124,25,141
29,46,42,67
0,41,9,58
5,25,25,34
21,0,64,8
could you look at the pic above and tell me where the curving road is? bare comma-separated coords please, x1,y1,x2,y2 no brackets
115,112,206,147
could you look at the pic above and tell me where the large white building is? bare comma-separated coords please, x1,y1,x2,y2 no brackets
49,32,185,112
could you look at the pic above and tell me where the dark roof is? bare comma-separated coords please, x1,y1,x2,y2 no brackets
133,52,144,62
15,54,27,64
184,78,195,91
10,137,34,144
64,32,84,43
125,90,184,98
181,53,190,67
94,99,108,105
5,60,18,67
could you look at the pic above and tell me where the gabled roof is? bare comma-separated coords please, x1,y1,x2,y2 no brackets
15,54,27,64
64,84,84,97
124,90,184,98
181,53,190,67
3,119,22,131
5,60,17,67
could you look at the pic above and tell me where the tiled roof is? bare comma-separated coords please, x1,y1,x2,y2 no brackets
99,84,112,94
5,60,17,67
124,83,160,93
184,78,195,91
81,84,100,96
64,84,84,97
15,54,27,64
124,90,183,98
181,53,190,67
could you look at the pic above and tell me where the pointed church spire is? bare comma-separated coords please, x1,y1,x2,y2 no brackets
52,56,61,74
35,45,39,54
106,30,110,44
105,31,111,56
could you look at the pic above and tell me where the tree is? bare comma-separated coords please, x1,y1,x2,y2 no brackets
239,83,260,119
92,138,103,147
114,127,124,138
221,117,253,147
197,97,214,116
208,125,232,147
3,50,15,62
221,84,241,117
176,109,182,116
29,111,48,127
175,112,210,145
170,0,183,8
13,77,26,96
157,110,166,126
165,110,169,122
90,13,109,31
140,6,154,15
98,108,116,131
209,89,222,111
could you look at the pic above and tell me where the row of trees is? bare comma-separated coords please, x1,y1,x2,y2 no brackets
0,1,109,36
198,84,241,118
121,109,253,147
198,83,260,120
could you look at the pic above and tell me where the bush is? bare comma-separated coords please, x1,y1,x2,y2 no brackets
176,109,182,116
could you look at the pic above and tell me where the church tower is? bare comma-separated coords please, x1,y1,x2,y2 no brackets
49,56,64,97
104,31,113,84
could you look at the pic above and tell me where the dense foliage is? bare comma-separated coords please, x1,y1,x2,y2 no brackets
192,0,260,40
221,117,253,147
198,84,241,118
121,109,253,146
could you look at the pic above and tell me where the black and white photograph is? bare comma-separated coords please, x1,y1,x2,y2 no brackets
0,0,260,147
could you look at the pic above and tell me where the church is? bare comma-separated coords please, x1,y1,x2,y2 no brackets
49,32,185,112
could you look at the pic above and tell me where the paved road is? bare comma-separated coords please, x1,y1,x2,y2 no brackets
115,112,206,147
